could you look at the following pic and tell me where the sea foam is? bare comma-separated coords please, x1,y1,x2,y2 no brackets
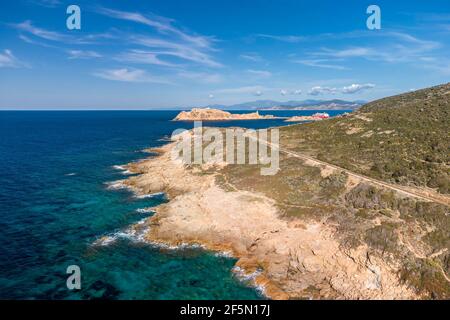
112,165,134,175
232,266,267,297
105,180,130,190
136,208,155,214
135,192,165,199
93,218,149,246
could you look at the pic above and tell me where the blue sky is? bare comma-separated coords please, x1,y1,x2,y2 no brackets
0,0,449,109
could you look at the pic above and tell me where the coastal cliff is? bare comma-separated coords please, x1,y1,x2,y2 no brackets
174,108,278,121
119,138,419,299
116,84,449,300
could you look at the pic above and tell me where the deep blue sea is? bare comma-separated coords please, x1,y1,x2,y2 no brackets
0,110,348,299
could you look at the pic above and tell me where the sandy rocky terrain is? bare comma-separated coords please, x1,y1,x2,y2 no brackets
107,136,420,300
173,108,279,121
285,115,325,122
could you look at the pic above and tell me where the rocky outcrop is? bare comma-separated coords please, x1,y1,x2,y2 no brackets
285,116,322,122
117,137,418,300
285,113,330,122
174,108,278,121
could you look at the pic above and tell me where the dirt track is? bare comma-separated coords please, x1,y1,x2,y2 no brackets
260,138,450,207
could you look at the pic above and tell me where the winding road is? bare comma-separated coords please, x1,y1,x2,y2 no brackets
258,138,450,207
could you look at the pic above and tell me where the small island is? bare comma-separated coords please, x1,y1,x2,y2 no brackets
285,112,330,122
174,108,280,121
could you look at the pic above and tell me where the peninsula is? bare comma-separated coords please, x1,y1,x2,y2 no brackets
174,108,280,121
120,83,449,300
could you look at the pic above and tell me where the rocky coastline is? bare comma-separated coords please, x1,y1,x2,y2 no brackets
114,134,418,300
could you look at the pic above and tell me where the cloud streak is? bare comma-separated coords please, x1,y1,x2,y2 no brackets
257,34,305,43
0,49,27,68
240,53,264,62
116,49,178,67
96,7,221,68
93,68,170,84
308,86,337,96
12,20,71,42
293,59,348,70
311,32,441,64
97,7,214,49
12,20,114,45
308,83,376,95
68,50,102,59
30,0,61,8
246,69,272,77
132,36,222,67
341,83,375,94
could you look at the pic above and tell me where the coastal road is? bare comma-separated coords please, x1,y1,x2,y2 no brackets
257,138,450,207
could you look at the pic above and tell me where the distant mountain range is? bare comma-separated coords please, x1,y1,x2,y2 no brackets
203,99,366,110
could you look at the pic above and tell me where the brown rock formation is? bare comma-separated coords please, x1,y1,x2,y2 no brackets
174,108,279,121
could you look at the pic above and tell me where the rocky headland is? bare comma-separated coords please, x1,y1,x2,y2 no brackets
109,83,450,300
174,108,280,121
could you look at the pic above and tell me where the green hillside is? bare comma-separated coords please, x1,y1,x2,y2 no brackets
218,84,449,298
281,83,450,194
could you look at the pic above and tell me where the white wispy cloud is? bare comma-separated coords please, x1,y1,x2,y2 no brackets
97,8,222,68
341,83,375,94
97,7,214,48
246,69,271,77
132,36,222,68
11,9,223,87
68,50,102,59
93,68,170,84
320,47,371,58
308,86,337,96
290,31,445,79
308,83,376,95
12,20,112,45
388,32,440,51
240,53,264,62
293,59,348,70
19,34,57,48
313,32,441,64
116,49,178,67
13,20,70,42
96,7,221,68
30,0,61,8
256,30,375,44
0,49,27,68
257,34,305,43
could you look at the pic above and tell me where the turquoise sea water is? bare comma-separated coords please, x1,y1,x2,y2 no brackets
0,110,348,299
